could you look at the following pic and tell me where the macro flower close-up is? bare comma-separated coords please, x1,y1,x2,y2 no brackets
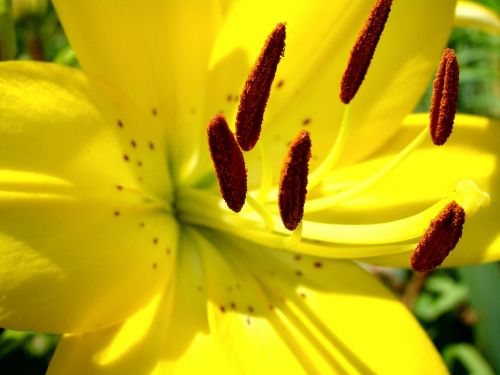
0,0,499,374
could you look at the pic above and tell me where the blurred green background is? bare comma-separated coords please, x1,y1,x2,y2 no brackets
0,0,499,374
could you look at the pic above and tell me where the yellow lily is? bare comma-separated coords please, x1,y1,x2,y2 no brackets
0,0,498,373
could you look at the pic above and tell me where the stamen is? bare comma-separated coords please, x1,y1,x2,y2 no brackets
279,130,311,231
430,48,459,145
410,201,465,272
340,0,393,104
207,114,247,212
236,23,286,151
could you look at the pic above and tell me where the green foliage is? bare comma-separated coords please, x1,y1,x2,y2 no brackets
450,27,500,119
410,268,499,375
0,0,17,60
443,344,495,375
459,264,500,373
0,330,58,374
473,0,500,13
414,273,469,322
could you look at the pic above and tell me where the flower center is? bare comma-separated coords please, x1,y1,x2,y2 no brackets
206,22,313,232
173,0,490,273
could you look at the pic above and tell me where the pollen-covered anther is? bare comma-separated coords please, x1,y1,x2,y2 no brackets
207,114,247,212
410,201,466,272
279,130,311,231
235,23,286,151
429,48,459,146
340,0,393,104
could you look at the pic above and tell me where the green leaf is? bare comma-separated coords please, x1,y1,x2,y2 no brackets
458,264,500,373
414,274,469,321
0,0,18,60
443,343,495,375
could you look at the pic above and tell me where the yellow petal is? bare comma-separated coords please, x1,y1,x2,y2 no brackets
207,0,456,187
48,231,227,375
0,61,171,196
48,228,448,374
0,62,177,333
455,1,500,33
323,114,500,267
53,0,223,183
215,234,449,374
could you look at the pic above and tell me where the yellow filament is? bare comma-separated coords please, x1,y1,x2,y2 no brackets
306,127,429,212
245,194,275,232
256,139,274,203
178,181,489,253
308,105,352,190
283,222,303,248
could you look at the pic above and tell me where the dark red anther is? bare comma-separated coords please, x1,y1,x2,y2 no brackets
236,23,286,151
279,130,311,231
429,48,459,146
207,114,247,212
410,201,466,272
340,0,393,104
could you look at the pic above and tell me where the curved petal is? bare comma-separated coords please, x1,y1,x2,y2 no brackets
204,0,456,187
316,114,499,267
0,62,177,333
0,61,171,197
455,1,500,34
48,231,227,375
48,228,448,374
216,234,449,374
52,0,224,183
